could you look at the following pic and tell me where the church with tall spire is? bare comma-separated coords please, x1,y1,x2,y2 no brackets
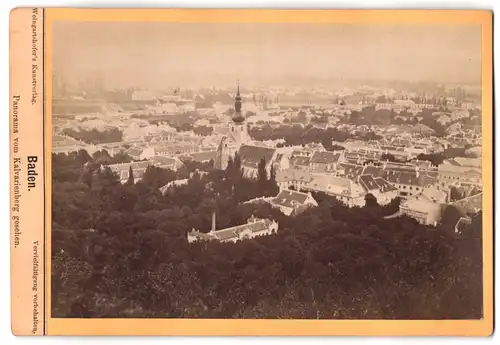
232,80,245,123
229,80,250,148
214,81,251,170
214,81,278,179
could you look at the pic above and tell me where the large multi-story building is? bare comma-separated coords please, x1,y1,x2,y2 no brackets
438,157,482,188
302,175,366,208
309,151,342,173
275,169,312,191
399,186,448,226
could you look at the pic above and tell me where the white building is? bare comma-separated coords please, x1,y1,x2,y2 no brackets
268,189,318,216
399,187,448,226
303,175,366,207
275,169,312,191
187,214,279,243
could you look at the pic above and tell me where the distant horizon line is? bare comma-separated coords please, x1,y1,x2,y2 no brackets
55,72,481,89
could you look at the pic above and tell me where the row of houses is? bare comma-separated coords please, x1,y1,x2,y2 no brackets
190,185,482,245
183,167,481,245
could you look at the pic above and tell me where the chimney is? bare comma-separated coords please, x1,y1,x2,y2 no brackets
211,211,216,232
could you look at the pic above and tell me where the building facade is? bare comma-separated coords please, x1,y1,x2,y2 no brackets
187,214,279,243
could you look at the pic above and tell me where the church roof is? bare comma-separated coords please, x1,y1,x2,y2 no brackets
238,145,276,168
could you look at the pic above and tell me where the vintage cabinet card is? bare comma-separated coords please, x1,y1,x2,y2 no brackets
9,8,493,336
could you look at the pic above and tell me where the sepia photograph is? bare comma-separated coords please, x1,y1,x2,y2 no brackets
50,19,483,320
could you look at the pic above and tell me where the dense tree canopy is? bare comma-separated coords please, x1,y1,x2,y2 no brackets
52,150,483,320
250,125,376,148
62,127,123,144
381,153,398,162
416,147,470,167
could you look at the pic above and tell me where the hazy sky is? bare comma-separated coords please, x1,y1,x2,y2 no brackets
53,21,482,88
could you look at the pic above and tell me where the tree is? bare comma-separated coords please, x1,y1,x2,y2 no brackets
62,127,123,145
51,149,484,320
76,149,92,166
193,126,214,136
381,153,397,162
387,197,402,214
257,158,267,185
270,165,276,183
267,165,279,197
233,152,243,181
92,166,120,192
416,153,445,166
449,186,464,202
440,205,463,233
127,166,135,185
364,193,378,207
225,156,234,180
331,144,345,151
80,169,93,187
321,138,333,151
142,166,177,190
297,112,308,123
111,152,133,164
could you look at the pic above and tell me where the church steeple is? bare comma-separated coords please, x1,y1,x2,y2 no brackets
232,80,244,123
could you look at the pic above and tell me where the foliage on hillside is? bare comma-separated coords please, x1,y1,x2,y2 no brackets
51,150,483,319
